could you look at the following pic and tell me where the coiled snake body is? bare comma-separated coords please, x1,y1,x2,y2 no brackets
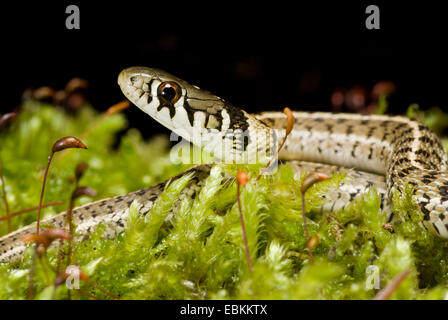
1,67,448,263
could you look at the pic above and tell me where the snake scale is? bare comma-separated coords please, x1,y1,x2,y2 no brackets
1,66,448,263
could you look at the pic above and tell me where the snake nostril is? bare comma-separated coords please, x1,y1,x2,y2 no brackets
130,76,137,83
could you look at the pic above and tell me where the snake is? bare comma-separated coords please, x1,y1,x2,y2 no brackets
1,66,448,263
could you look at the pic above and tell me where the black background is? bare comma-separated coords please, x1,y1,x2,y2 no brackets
1,1,447,138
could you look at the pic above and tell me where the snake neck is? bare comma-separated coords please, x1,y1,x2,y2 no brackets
170,105,277,165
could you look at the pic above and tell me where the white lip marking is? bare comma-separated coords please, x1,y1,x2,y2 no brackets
194,112,206,128
174,97,184,108
135,88,144,99
157,107,172,125
142,96,159,116
127,85,137,94
137,92,148,105
221,109,230,131
173,107,191,130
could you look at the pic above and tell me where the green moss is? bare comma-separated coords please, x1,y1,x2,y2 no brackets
1,101,448,299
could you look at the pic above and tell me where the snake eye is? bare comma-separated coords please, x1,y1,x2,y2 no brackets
157,81,182,105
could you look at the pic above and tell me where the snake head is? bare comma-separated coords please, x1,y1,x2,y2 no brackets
118,66,229,132
118,66,274,164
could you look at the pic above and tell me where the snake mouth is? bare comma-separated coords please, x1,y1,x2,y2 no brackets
117,67,157,107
